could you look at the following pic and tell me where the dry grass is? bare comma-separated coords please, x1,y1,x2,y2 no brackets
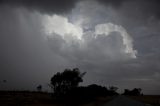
0,91,113,106
0,91,54,106
129,95,160,106
1,91,159,106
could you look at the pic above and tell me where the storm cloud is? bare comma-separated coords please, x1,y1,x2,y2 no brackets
0,0,160,94
0,0,79,14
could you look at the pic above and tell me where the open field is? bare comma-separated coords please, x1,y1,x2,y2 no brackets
0,91,112,106
129,95,160,106
0,91,160,106
0,91,55,106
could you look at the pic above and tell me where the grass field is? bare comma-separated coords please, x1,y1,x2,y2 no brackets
0,91,160,106
129,95,160,106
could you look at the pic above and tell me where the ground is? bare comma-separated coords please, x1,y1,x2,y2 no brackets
0,91,160,106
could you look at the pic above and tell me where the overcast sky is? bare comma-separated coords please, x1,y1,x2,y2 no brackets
0,0,160,94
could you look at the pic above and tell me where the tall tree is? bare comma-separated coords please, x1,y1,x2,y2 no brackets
50,68,86,96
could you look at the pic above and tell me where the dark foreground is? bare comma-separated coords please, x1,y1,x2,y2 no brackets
103,95,154,106
0,91,160,106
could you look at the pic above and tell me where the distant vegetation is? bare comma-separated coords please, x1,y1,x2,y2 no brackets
122,88,142,96
49,68,143,103
49,68,120,103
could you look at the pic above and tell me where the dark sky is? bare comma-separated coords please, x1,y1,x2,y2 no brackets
0,0,160,94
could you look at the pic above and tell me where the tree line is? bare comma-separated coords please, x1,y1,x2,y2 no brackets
46,68,142,102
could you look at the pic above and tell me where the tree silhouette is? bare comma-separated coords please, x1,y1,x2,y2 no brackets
123,88,142,96
65,84,119,103
65,84,108,103
109,86,118,92
87,84,109,96
50,68,86,97
37,85,42,92
107,86,119,95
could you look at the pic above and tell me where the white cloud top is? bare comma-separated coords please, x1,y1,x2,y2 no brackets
95,23,137,58
42,14,83,40
41,12,137,59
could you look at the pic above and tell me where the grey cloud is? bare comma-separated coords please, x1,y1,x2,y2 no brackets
47,31,131,64
97,0,127,7
98,0,160,14
0,0,79,14
0,6,68,90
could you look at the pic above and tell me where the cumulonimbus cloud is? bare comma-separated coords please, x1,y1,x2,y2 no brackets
95,23,137,58
41,13,137,59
